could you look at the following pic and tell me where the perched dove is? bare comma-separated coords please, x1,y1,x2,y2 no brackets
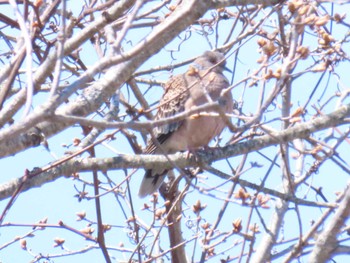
138,51,233,197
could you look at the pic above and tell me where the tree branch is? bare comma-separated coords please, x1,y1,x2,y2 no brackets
308,185,350,263
0,103,349,200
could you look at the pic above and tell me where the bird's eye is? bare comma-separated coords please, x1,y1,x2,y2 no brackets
209,57,217,64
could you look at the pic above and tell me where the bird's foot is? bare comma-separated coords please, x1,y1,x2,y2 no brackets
185,167,203,179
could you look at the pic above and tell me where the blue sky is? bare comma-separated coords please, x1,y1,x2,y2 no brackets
1,1,350,262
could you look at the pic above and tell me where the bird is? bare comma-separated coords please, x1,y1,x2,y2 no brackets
138,51,233,198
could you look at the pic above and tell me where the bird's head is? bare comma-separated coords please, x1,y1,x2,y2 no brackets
193,51,229,73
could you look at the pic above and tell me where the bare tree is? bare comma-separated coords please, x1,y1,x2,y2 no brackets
0,0,350,262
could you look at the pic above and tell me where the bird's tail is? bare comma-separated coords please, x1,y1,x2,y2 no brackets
138,169,168,198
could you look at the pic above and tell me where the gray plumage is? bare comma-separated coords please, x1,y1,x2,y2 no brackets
138,51,233,197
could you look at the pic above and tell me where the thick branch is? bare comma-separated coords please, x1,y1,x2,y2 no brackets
0,0,281,158
0,0,209,157
308,185,350,263
0,104,349,200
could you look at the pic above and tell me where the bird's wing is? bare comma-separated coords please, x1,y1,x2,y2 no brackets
144,73,190,154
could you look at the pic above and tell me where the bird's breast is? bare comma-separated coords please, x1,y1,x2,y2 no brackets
161,114,226,152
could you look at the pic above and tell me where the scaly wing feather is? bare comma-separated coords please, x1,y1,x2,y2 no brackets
144,74,190,154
